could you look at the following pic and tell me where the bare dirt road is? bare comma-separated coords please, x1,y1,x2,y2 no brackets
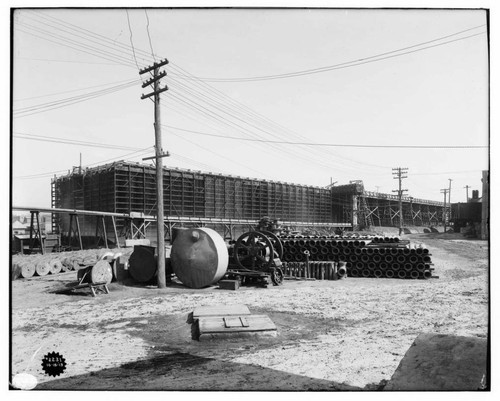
10,232,489,391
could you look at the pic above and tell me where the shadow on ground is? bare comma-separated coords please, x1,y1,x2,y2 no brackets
35,351,361,391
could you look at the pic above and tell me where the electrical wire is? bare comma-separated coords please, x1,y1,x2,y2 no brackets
13,132,144,151
13,79,139,116
125,10,141,70
15,11,487,181
14,77,139,102
14,147,153,179
174,25,487,82
159,124,487,149
144,9,156,62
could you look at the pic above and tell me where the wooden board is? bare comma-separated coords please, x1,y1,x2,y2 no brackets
192,304,250,320
198,315,276,336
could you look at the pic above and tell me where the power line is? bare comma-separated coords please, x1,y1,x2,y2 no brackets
13,79,139,116
14,147,153,179
174,25,487,82
160,124,487,149
14,77,138,102
125,10,141,70
144,9,156,62
13,132,143,151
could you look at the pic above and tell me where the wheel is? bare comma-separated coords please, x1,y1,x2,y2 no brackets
271,267,284,286
260,231,284,259
234,231,275,271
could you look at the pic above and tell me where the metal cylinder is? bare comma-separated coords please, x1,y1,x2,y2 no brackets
391,262,400,270
367,262,376,270
410,270,419,279
361,254,370,263
362,268,371,277
373,255,382,263
128,245,157,283
385,269,395,278
397,270,406,279
171,227,228,289
384,255,393,263
337,262,347,278
350,268,359,277
374,269,383,278
423,270,432,279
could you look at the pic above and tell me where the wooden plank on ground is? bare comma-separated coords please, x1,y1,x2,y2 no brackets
198,315,276,336
193,304,251,320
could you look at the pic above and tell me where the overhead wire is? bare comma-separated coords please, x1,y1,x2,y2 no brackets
14,79,139,116
15,10,486,180
158,124,487,149
14,77,139,102
174,25,487,82
144,9,156,62
125,10,141,70
13,132,145,151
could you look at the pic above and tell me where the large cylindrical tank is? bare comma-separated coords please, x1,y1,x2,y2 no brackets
170,227,228,289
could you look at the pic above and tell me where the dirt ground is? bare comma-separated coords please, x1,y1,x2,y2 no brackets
10,232,489,391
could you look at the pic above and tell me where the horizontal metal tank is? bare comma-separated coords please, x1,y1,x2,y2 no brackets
171,227,228,289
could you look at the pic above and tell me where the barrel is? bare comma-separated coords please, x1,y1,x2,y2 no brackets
171,227,228,289
129,245,157,283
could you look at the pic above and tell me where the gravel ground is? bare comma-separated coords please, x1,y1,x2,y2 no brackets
10,232,489,391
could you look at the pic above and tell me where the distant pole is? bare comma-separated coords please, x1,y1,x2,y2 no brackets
440,188,449,232
448,179,452,205
464,185,470,202
79,153,82,174
140,58,169,288
392,167,408,236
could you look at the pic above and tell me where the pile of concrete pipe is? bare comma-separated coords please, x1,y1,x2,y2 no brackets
282,261,347,280
278,235,433,280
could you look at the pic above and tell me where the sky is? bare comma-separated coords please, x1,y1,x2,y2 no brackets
10,5,490,209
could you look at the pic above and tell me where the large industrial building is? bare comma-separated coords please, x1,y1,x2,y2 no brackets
49,161,447,245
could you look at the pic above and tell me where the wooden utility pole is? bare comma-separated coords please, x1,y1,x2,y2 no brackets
140,58,169,288
392,167,408,236
464,185,470,202
448,178,453,206
441,188,449,233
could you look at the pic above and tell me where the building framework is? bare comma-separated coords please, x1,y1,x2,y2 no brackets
49,161,446,244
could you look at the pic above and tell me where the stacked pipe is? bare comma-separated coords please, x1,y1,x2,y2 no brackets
278,235,433,279
282,261,347,280
11,248,133,281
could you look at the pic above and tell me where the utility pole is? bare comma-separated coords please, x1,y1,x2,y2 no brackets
392,167,408,236
464,185,470,202
448,178,452,206
441,188,449,233
139,58,169,288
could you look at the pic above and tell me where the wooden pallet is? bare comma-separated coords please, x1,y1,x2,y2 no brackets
192,304,276,340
